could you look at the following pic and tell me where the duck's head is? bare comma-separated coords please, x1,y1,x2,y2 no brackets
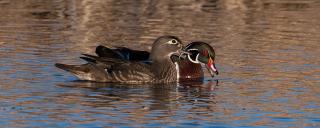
183,41,219,77
150,36,182,61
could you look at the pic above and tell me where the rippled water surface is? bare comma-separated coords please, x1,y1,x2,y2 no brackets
0,0,319,127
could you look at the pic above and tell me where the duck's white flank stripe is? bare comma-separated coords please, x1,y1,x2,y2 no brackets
175,62,180,82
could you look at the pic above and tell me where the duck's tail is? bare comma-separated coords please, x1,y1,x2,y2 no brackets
55,63,85,73
55,63,107,82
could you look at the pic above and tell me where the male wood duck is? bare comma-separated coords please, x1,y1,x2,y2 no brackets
168,41,218,82
182,41,219,77
91,41,218,82
55,36,183,83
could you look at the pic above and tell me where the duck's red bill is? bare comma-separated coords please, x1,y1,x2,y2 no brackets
207,57,219,76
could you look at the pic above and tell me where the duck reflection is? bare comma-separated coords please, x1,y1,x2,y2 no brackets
56,79,219,112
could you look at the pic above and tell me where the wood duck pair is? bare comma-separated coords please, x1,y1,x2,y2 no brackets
55,36,218,84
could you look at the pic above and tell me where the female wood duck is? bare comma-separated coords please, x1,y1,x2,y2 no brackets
89,41,218,82
55,36,183,83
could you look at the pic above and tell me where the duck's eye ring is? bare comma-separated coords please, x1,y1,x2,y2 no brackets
168,39,178,44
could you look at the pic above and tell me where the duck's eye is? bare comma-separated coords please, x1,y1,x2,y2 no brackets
168,39,178,44
201,50,209,57
172,39,177,44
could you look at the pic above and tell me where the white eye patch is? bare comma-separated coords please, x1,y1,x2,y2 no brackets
167,39,179,44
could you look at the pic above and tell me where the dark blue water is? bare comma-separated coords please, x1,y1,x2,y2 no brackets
0,0,319,127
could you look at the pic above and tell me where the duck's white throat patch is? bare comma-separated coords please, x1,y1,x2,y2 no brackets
174,62,180,82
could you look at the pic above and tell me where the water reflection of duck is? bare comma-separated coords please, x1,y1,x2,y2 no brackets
56,80,219,111
55,36,218,83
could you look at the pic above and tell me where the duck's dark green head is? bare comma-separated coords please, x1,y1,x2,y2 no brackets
183,41,218,77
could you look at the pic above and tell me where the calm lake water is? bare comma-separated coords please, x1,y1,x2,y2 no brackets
0,0,319,127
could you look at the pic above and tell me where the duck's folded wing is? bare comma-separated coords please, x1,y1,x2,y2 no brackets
114,46,150,61
95,45,123,59
108,62,154,83
81,54,127,66
95,45,150,61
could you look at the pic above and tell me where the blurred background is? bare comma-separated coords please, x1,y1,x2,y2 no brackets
0,0,319,127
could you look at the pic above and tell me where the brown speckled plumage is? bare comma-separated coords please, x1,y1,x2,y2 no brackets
55,36,182,84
